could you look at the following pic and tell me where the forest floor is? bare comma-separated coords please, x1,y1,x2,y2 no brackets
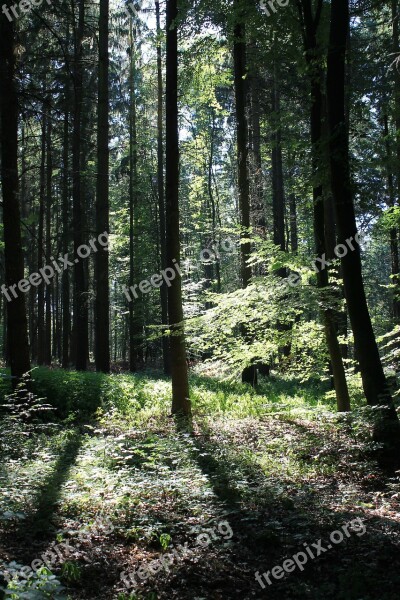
0,369,400,600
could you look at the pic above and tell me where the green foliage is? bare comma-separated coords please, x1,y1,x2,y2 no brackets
1,565,66,599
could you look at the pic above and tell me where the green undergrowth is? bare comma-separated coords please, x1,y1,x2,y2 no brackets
0,368,399,599
0,366,369,423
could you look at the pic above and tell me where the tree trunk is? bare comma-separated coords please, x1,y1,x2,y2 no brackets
45,119,53,365
233,11,252,287
128,19,143,372
233,2,257,386
299,0,350,412
327,0,400,441
62,83,70,368
382,110,400,319
95,0,110,372
72,0,88,370
165,0,191,416
37,104,47,365
156,0,170,374
0,14,31,386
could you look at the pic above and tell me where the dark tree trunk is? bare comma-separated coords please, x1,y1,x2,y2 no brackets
72,0,88,370
0,14,31,386
128,20,143,372
382,110,400,319
233,2,257,386
288,193,298,253
95,0,110,372
156,0,170,374
249,73,266,233
45,120,53,365
165,0,191,416
299,0,350,412
327,0,400,441
62,83,70,368
37,105,47,365
233,11,252,287
271,60,286,255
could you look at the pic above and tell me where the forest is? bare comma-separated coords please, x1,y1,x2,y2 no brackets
0,0,400,598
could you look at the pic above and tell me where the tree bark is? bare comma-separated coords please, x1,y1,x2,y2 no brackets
45,119,53,365
299,0,350,412
62,82,70,368
95,0,110,372
156,0,170,374
233,2,257,386
165,0,191,416
37,104,47,365
0,13,31,386
327,0,400,440
72,0,88,370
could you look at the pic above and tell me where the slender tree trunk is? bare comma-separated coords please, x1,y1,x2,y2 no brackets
165,0,191,416
45,120,53,365
249,73,266,233
289,193,298,252
95,0,110,372
37,105,47,365
382,110,400,319
62,83,70,368
72,0,88,370
156,0,170,374
271,58,286,255
0,13,31,386
392,0,400,202
233,12,252,287
299,0,350,412
128,19,143,372
233,3,257,386
327,0,400,441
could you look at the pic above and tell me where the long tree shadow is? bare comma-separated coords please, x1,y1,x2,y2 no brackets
16,430,83,542
178,419,400,600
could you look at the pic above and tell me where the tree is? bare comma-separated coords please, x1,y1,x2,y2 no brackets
327,0,400,441
0,9,31,386
233,0,257,386
95,0,110,372
297,0,350,412
165,0,191,416
72,0,88,370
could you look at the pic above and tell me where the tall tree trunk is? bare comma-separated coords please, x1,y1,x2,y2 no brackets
72,0,88,370
382,110,400,319
0,13,31,386
249,73,266,233
95,0,110,372
37,105,47,365
299,0,350,412
233,11,252,287
156,0,170,374
62,83,70,368
392,0,400,202
327,0,400,442
233,2,257,386
45,120,53,365
128,19,143,372
288,193,298,252
271,57,286,255
165,0,191,416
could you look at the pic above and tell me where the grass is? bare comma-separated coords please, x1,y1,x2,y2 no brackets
0,367,399,599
